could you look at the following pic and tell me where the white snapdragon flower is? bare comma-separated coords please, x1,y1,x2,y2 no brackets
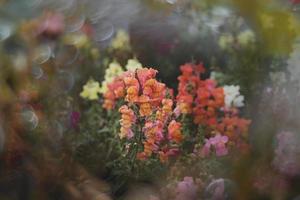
223,85,244,108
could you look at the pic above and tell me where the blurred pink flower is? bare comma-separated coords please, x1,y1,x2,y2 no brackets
210,134,229,156
175,177,198,200
38,12,65,37
201,138,212,157
201,134,229,157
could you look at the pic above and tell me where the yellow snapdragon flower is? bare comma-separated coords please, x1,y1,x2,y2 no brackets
63,33,91,49
80,79,101,100
125,58,142,71
100,61,124,94
104,61,124,82
110,30,131,51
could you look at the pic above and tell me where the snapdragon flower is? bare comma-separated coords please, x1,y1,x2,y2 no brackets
202,134,229,157
110,29,131,51
100,61,124,94
125,58,142,71
80,79,101,100
223,85,244,108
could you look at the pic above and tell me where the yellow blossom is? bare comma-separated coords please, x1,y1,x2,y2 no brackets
105,61,124,81
63,33,91,49
125,58,142,71
100,61,124,94
110,30,131,51
80,79,101,100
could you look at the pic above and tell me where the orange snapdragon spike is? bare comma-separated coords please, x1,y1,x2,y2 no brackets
155,98,174,122
138,95,152,117
217,117,251,140
179,102,193,114
177,94,194,114
126,86,139,103
124,77,139,88
168,120,183,143
143,139,159,157
162,99,173,115
112,80,125,98
143,121,158,136
103,91,115,110
143,78,166,107
158,151,169,163
180,63,194,76
103,99,114,110
137,68,158,87
137,152,147,161
176,63,204,115
119,105,136,139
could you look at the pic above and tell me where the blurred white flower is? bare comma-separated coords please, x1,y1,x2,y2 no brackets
223,85,244,108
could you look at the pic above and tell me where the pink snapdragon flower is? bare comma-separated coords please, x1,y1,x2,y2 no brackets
201,134,229,157
210,134,229,156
